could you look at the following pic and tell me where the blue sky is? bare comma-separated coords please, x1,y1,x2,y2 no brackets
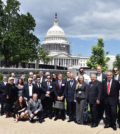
3,0,120,57
68,38,120,56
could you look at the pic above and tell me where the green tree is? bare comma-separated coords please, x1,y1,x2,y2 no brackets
0,0,39,66
87,38,110,72
37,46,51,64
113,54,120,72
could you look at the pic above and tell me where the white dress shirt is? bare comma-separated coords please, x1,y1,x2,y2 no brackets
29,84,33,97
97,73,102,82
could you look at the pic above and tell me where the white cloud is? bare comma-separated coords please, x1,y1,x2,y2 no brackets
3,0,120,39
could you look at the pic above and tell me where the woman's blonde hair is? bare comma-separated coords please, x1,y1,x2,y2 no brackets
76,75,84,90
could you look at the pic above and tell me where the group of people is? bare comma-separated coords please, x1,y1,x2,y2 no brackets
0,66,120,131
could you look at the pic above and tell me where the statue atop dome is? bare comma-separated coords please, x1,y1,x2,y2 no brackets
55,13,57,19
54,12,58,25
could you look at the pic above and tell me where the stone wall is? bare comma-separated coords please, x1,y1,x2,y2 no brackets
0,67,67,77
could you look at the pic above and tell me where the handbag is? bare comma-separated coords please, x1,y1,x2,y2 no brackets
54,101,64,110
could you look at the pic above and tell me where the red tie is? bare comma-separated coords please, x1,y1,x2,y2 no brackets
107,81,110,95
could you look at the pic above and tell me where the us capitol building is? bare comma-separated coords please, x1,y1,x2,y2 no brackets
40,14,89,69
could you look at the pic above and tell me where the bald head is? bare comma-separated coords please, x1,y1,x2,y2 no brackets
90,73,96,82
70,73,74,80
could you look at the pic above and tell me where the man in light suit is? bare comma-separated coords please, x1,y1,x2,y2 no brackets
22,78,36,101
103,71,119,131
27,93,43,123
96,65,106,122
65,73,76,122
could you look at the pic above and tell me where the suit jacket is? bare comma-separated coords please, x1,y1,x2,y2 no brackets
41,81,54,100
5,83,18,103
103,79,119,105
53,80,66,100
88,80,102,104
113,74,120,84
40,76,46,84
27,98,42,115
65,79,76,102
22,83,36,100
34,83,43,99
96,73,106,82
74,82,88,101
64,78,70,85
0,82,7,96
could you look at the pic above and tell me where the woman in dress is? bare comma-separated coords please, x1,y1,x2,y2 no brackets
14,96,28,122
16,78,24,97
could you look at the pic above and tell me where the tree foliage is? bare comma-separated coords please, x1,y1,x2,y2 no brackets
0,0,50,67
87,38,110,72
113,54,120,72
37,46,51,64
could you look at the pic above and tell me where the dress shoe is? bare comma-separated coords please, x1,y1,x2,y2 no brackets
62,117,65,121
54,117,58,121
67,119,74,122
49,116,52,119
29,119,34,123
39,119,44,123
104,124,111,128
91,123,98,128
112,126,117,131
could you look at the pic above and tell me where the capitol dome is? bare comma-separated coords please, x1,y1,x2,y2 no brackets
41,13,70,54
45,18,66,39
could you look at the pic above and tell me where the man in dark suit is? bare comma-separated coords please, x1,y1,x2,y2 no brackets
64,71,71,116
0,75,7,115
113,67,120,128
103,71,119,131
88,74,102,127
65,73,76,122
41,75,54,119
103,71,119,130
96,65,106,122
53,73,66,121
22,78,36,101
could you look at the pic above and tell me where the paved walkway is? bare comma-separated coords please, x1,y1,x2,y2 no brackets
0,116,119,134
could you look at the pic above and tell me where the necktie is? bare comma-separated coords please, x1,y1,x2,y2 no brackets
90,83,93,88
59,80,61,89
34,101,38,112
107,81,110,95
47,82,50,91
38,84,40,88
70,80,73,87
